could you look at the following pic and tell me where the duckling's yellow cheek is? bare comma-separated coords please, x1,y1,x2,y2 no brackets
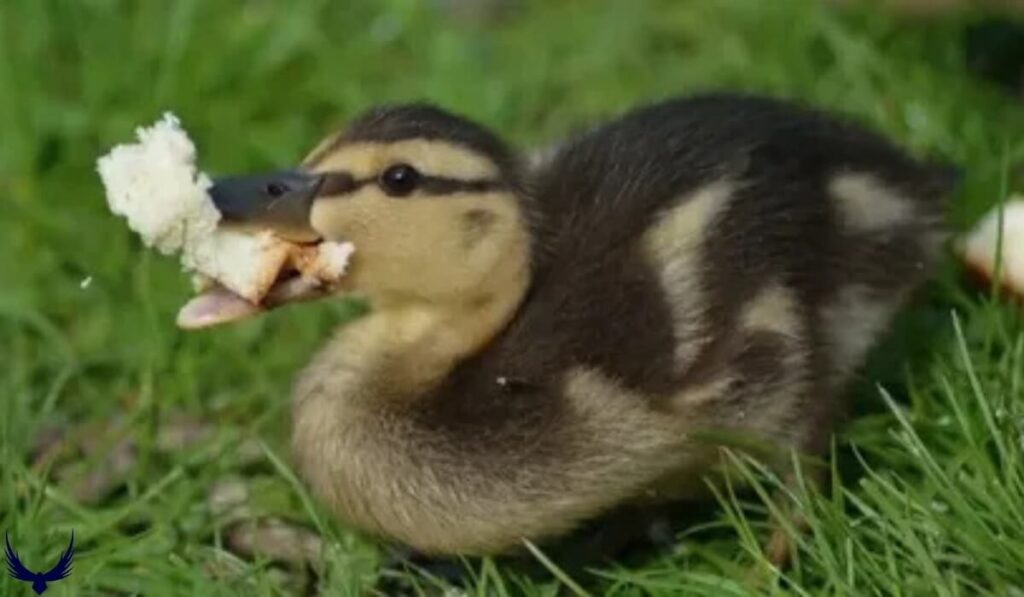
310,188,383,243
310,191,526,299
310,193,462,290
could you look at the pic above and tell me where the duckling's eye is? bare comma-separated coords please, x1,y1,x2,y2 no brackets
379,164,420,197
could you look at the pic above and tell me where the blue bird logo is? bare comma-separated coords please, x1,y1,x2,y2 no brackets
4,531,74,595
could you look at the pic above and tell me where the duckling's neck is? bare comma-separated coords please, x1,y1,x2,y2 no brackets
373,290,525,392
308,268,530,408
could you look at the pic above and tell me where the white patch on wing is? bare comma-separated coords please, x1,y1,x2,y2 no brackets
672,375,735,408
741,282,801,338
821,285,896,383
670,282,811,446
830,172,914,231
641,181,733,370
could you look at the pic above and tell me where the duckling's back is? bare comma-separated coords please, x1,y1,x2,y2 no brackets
471,93,952,507
513,94,952,440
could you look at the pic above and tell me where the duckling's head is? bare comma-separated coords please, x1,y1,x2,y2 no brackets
211,104,532,316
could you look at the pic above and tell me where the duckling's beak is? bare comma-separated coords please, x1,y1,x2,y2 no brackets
209,169,324,242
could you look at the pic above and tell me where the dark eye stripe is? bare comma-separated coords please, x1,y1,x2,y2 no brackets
417,176,506,195
318,172,361,195
315,171,505,198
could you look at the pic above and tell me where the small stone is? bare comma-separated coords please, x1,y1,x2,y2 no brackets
30,422,69,471
66,438,137,504
226,518,323,567
235,438,266,467
208,477,251,519
156,412,213,453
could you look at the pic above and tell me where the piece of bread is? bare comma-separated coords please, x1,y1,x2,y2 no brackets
960,196,1024,300
97,113,353,306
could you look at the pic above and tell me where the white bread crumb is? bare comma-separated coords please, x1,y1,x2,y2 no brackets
295,241,355,281
960,197,1024,298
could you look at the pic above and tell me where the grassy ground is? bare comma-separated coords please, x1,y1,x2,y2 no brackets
2,0,1023,595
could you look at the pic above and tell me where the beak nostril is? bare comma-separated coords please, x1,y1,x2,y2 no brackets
266,182,287,198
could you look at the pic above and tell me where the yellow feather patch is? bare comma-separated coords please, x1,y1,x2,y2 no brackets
830,172,915,231
641,181,734,370
820,284,897,382
741,282,801,337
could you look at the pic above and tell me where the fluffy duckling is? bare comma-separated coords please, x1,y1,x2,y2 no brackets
207,93,954,560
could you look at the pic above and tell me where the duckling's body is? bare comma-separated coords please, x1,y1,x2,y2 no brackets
216,94,952,556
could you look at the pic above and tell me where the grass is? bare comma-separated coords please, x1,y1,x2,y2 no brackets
1,0,1023,594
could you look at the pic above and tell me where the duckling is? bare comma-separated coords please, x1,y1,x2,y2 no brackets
207,93,954,562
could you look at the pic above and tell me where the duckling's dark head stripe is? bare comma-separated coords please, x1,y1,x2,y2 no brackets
418,176,507,195
316,103,520,177
317,172,359,195
317,171,507,198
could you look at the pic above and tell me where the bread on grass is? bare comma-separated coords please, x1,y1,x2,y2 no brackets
960,196,1024,301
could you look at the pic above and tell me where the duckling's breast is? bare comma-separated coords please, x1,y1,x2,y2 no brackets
292,337,700,554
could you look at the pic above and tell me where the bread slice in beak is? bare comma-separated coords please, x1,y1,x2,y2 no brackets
97,113,353,330
176,244,351,329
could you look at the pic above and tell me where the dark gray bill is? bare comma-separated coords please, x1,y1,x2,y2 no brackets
209,169,324,242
